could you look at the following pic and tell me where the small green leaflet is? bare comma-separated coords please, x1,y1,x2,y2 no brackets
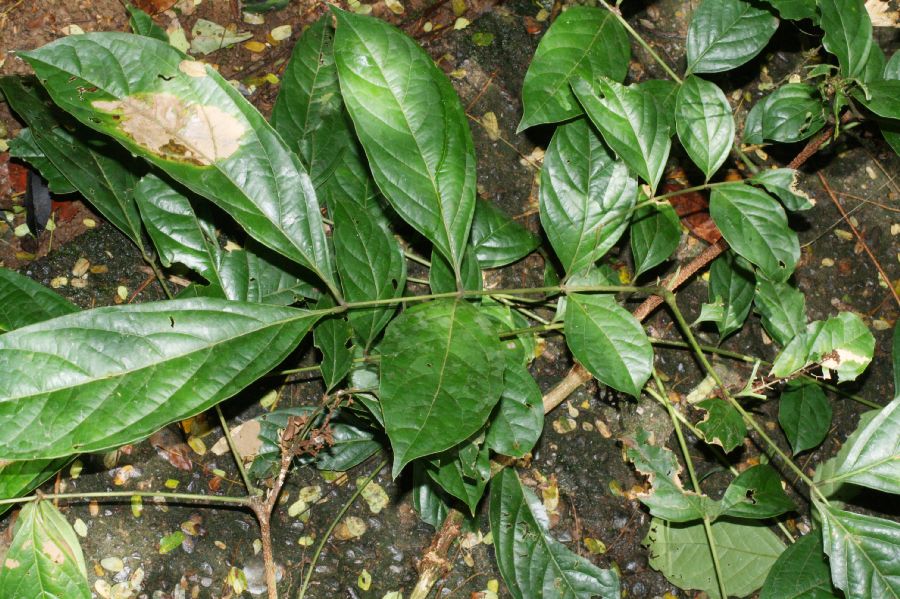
685,0,778,75
696,398,746,452
517,6,629,131
470,199,540,269
772,312,875,382
7,128,75,194
126,3,168,41
819,0,872,78
675,75,735,180
158,530,185,554
779,380,831,454
760,533,838,599
707,252,755,339
743,84,827,144
426,440,490,515
379,300,505,477
412,462,451,528
754,276,807,346
0,501,90,598
490,469,620,599
630,202,682,277
762,0,817,22
313,297,354,393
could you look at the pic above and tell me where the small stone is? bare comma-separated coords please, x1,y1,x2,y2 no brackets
72,257,90,277
101,556,125,573
50,276,68,288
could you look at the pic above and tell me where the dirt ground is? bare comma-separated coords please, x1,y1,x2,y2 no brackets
0,0,898,598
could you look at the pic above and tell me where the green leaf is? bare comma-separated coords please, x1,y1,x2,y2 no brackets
817,503,900,599
720,464,794,519
0,298,319,459
379,300,505,477
0,501,90,599
247,406,317,480
894,322,900,395
271,16,354,189
19,33,338,296
710,183,799,282
625,429,709,522
470,200,539,269
881,53,900,158
315,415,383,472
696,398,746,452
813,409,877,498
754,276,807,346
760,532,838,599
707,252,755,338
685,0,779,75
743,84,827,144
427,440,490,515
490,469,620,599
0,268,78,333
412,462,451,528
827,395,899,494
638,79,680,135
762,0,817,21
630,202,682,277
644,517,785,599
333,9,475,278
7,129,75,194
852,80,900,120
0,76,146,249
819,0,872,78
0,458,70,517
750,168,814,211
540,118,638,276
772,312,875,381
484,362,544,458
675,76,735,180
314,298,353,392
517,6,629,131
572,78,671,194
779,380,831,454
216,241,320,304
429,247,482,294
862,44,886,85
564,293,653,397
886,51,900,80
126,3,168,41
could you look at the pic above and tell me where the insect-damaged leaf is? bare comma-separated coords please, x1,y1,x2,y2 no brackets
772,312,875,382
0,299,319,459
19,33,338,297
696,398,746,452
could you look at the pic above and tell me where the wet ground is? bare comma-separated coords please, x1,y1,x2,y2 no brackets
1,1,899,598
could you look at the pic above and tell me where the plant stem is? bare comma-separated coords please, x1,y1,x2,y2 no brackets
216,404,260,497
0,490,251,507
598,0,683,84
142,253,174,300
296,459,387,599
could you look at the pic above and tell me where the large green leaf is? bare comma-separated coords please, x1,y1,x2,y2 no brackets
271,15,354,189
779,380,831,454
19,33,338,297
572,78,671,194
819,0,872,78
564,293,652,397
675,76,735,180
743,84,827,144
0,501,90,599
470,200,539,269
760,532,838,599
379,300,505,477
0,299,319,459
709,183,799,282
0,76,146,249
490,469,619,599
707,252,755,338
517,6,629,131
852,80,900,120
826,395,899,494
7,128,75,194
0,268,78,333
0,458,70,518
540,118,637,276
685,0,779,75
630,202,682,277
754,276,807,345
644,517,785,599
333,9,475,279
772,312,875,381
816,502,900,599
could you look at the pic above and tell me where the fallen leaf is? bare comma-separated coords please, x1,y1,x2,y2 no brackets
190,19,253,55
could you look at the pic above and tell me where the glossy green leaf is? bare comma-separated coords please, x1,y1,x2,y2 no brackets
760,532,838,599
0,268,78,333
333,9,475,278
630,202,682,277
379,300,505,477
772,312,875,381
517,6,629,131
852,80,900,120
271,16,354,189
484,362,544,458
862,45,886,84
0,501,90,599
819,0,872,78
427,440,490,514
763,0,817,21
313,298,353,392
126,3,168,41
470,200,539,269
827,395,899,494
750,168,814,212
429,247,482,294
779,380,831,454
743,84,827,144
564,293,652,397
412,462,451,528
754,276,807,345
638,79,680,135
540,118,638,276
0,298,319,459
314,415,383,472
19,33,337,296
675,76,735,180
886,51,900,79
816,502,900,599
707,252,755,338
0,458,70,517
215,242,319,304
696,398,746,452
881,54,900,158
813,409,877,498
685,0,779,75
710,183,799,282
7,129,75,194
720,464,794,519
644,517,785,599
490,468,620,599
572,77,671,194
0,76,146,249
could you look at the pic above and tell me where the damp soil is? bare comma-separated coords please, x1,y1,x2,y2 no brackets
1,1,899,598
